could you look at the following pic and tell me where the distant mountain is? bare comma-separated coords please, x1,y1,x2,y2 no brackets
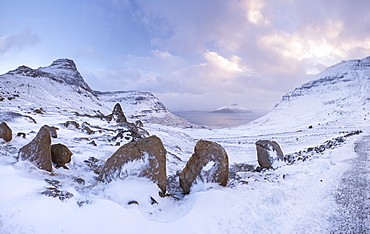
251,56,370,129
212,104,252,113
96,90,191,126
0,59,107,114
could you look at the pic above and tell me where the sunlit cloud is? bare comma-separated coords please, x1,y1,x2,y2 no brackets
203,51,244,73
243,0,270,25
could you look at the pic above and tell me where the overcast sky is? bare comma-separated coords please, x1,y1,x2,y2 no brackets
1,0,370,111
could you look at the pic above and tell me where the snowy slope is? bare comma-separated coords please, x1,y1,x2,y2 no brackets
212,103,252,113
96,90,191,126
250,56,370,131
0,59,108,114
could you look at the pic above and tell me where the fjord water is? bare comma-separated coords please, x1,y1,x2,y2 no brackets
173,110,269,128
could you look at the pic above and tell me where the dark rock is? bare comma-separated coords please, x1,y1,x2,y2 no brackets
83,126,94,135
16,132,26,138
33,108,44,114
64,121,80,129
128,200,139,205
97,135,167,195
73,177,85,185
255,140,284,168
18,125,53,172
81,122,94,135
179,140,229,194
89,140,97,146
135,120,144,128
0,122,12,142
51,143,73,169
84,157,104,174
41,179,73,201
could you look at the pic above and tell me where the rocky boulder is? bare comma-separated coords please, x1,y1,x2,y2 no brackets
179,140,229,194
255,140,284,168
18,125,53,172
51,143,73,169
0,122,12,142
97,136,167,195
106,103,127,123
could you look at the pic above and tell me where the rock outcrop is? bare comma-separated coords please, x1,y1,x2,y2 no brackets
97,136,167,195
255,140,284,168
105,103,127,123
0,122,12,142
64,121,80,129
179,140,229,194
18,125,53,172
51,143,73,169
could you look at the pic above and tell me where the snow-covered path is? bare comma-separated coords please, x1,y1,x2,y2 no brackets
331,135,370,233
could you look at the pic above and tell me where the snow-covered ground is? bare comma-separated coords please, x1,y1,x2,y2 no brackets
0,104,366,233
1,56,370,233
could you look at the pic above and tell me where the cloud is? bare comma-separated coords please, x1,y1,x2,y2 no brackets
243,0,270,25
0,28,41,55
89,0,370,110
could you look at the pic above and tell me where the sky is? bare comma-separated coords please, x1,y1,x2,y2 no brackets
1,0,370,111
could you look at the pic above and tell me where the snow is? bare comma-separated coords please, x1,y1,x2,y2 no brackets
213,103,252,113
1,57,369,233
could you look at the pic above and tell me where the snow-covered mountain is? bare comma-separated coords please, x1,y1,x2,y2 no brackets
0,59,190,126
38,58,93,93
96,90,191,126
0,59,107,114
252,56,370,130
212,104,252,113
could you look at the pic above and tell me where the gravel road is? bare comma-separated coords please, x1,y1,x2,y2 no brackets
331,135,370,233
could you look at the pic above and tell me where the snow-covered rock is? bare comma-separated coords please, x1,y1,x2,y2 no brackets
212,104,252,113
96,90,191,126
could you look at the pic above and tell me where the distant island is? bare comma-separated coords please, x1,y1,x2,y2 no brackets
211,104,253,113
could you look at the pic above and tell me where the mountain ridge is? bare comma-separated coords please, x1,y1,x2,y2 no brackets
0,59,190,126
249,56,370,130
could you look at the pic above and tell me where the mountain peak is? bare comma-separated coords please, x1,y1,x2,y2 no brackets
48,58,77,71
39,58,93,93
